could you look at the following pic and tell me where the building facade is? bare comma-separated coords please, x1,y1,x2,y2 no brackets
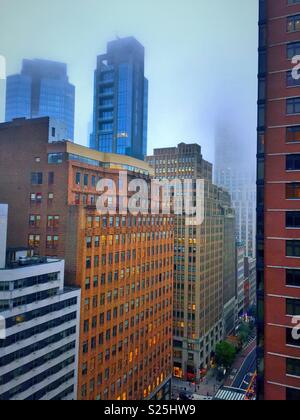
90,37,148,160
5,59,75,140
244,257,256,310
146,143,236,382
257,0,300,400
0,205,81,400
236,242,245,318
0,117,173,401
215,167,256,258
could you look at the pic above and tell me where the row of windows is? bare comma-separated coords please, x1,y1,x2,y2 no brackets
81,355,170,395
0,357,75,401
30,378,74,401
83,296,172,328
83,332,171,362
28,234,60,249
0,272,59,292
4,297,77,329
0,342,75,386
29,215,60,229
0,288,59,311
81,369,170,400
30,192,54,203
31,172,55,185
0,327,76,368
86,235,173,253
84,281,172,311
0,312,77,348
86,215,173,229
258,126,300,144
85,257,172,274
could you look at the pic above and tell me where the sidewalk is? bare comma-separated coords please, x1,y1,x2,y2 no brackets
225,339,256,387
172,370,224,398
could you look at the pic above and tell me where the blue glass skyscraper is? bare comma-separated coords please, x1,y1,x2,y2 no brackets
5,59,75,140
90,37,148,160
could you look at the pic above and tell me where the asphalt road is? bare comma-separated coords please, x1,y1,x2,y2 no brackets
231,346,256,390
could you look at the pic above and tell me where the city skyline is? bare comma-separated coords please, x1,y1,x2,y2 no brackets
0,0,258,164
2,0,300,403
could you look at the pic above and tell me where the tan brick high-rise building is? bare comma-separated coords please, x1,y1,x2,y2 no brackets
146,143,235,382
0,117,174,400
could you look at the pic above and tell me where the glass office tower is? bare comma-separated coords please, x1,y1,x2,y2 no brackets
5,59,75,140
90,37,148,160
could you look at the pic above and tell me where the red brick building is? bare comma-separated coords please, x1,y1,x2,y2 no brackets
0,117,174,400
258,0,300,400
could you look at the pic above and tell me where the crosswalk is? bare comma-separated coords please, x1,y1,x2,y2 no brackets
214,387,246,401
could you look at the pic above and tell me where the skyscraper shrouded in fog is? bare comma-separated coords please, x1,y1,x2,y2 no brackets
5,59,75,140
257,0,300,401
90,37,148,161
214,120,256,259
215,167,256,258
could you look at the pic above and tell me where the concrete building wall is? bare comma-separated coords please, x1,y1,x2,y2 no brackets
0,257,80,400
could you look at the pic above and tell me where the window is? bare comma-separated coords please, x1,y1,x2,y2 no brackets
287,14,300,33
47,215,60,228
287,298,300,316
286,269,300,287
29,215,41,228
84,174,89,187
287,358,300,377
287,97,300,114
287,70,300,87
287,126,300,143
287,42,300,60
48,153,64,164
287,387,300,401
286,183,300,199
31,172,43,185
286,240,300,257
286,328,300,347
75,172,81,185
86,237,92,249
75,193,80,205
86,257,91,270
286,211,300,228
48,172,54,185
287,155,300,171
28,235,40,248
46,235,59,249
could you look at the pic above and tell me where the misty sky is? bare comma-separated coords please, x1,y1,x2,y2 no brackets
0,0,258,165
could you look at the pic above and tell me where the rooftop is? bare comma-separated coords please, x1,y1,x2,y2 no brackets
3,255,62,270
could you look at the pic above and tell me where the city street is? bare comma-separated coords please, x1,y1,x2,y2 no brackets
227,340,257,390
172,373,223,400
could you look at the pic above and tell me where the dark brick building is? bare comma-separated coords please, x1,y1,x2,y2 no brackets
258,0,300,400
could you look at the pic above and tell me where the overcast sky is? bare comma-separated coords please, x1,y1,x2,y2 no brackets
0,0,258,164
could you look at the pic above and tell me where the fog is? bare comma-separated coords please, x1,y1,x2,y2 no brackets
0,0,258,168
